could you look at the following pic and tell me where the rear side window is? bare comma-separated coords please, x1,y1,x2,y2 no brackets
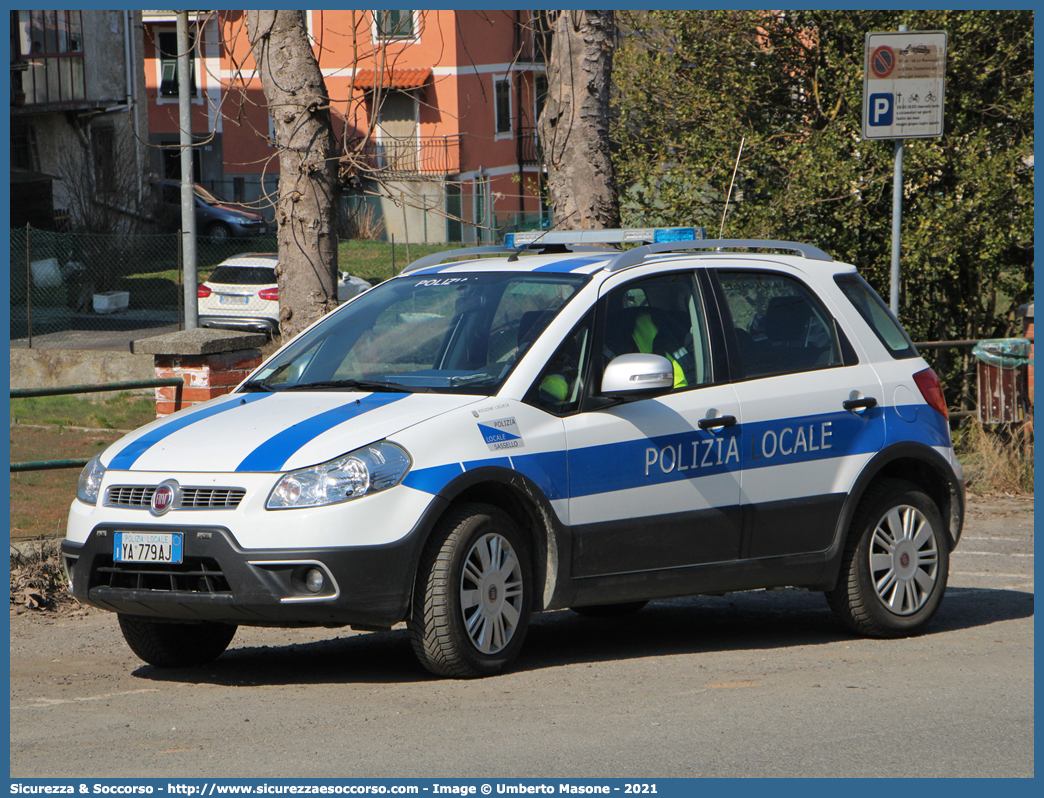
717,270,842,379
834,274,917,359
208,266,276,285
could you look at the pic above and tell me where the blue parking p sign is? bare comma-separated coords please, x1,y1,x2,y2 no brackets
868,93,894,126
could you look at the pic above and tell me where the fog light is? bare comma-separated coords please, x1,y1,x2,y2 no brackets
304,568,325,593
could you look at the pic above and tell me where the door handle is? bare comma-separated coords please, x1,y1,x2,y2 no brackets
843,397,878,412
698,415,737,430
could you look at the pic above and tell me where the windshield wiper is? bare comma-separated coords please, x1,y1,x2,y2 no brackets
449,373,498,387
282,379,427,393
239,379,275,392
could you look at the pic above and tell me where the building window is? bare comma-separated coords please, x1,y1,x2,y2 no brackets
13,10,86,105
534,74,548,126
375,10,414,40
532,11,552,62
158,30,197,98
10,120,40,171
494,77,512,136
92,126,116,194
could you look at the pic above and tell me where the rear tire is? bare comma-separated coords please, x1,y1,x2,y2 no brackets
118,615,237,667
571,601,648,618
826,479,949,637
407,503,532,678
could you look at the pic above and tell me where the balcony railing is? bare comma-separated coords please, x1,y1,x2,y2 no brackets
345,135,465,177
517,128,540,166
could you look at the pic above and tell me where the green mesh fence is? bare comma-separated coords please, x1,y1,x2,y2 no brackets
10,226,277,349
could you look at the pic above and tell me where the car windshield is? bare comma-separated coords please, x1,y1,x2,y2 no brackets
208,265,276,285
244,271,589,395
194,184,227,205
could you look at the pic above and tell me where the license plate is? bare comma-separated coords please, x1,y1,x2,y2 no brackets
219,295,249,305
114,532,183,564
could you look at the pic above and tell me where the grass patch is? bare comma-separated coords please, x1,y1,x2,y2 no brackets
953,418,1034,495
10,392,158,430
9,393,158,541
338,240,460,286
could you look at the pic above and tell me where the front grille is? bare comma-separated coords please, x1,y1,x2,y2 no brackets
105,485,246,510
107,485,155,507
93,556,231,594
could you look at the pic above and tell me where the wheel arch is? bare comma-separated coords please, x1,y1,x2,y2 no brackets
413,466,572,614
819,442,965,591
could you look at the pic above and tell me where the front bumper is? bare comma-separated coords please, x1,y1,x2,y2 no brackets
61,517,435,628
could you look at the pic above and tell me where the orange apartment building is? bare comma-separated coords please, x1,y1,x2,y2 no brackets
141,10,550,244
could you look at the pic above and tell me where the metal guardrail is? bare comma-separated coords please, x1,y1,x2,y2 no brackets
10,377,182,472
11,378,182,399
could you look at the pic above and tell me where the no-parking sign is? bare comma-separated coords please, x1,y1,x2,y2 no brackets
863,31,947,139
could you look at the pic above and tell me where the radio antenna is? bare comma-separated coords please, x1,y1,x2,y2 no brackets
719,136,746,239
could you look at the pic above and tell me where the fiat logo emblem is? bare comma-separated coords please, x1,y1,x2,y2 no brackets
899,552,910,568
488,585,498,603
150,480,179,516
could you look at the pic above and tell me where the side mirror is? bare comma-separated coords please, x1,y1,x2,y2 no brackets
601,353,674,399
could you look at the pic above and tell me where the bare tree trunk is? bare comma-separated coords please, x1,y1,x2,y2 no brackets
538,11,621,230
246,10,339,340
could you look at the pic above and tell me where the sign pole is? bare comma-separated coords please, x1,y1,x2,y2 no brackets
178,10,198,329
890,139,904,316
889,24,907,317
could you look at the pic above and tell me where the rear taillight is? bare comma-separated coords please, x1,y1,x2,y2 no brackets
913,368,948,417
197,285,212,298
258,287,279,301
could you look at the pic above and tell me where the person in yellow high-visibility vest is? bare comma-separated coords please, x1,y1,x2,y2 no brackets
630,311,688,389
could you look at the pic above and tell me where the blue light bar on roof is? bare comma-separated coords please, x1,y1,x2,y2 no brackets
505,227,705,248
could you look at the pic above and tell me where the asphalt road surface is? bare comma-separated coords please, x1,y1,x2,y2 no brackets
9,495,1033,779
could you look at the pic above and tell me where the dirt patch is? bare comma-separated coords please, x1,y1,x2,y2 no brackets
9,539,84,616
10,425,126,540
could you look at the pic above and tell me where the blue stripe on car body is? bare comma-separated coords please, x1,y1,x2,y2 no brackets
532,256,609,273
401,404,948,500
235,393,408,472
107,393,272,470
401,462,466,494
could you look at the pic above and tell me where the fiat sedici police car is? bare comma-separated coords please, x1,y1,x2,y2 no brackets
63,229,964,678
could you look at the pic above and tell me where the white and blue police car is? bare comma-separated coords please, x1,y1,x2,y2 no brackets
63,229,965,678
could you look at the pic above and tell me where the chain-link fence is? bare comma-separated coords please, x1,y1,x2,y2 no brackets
10,196,551,350
341,193,550,246
10,226,278,350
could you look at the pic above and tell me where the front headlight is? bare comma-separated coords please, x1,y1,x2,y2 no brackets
267,441,411,510
232,215,254,225
77,454,106,505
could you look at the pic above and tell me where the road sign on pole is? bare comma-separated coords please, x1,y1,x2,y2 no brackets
863,29,947,317
863,31,947,140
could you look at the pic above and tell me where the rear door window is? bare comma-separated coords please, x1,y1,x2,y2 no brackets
716,270,842,379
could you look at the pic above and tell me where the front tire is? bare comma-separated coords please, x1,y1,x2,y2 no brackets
206,222,231,240
826,479,949,637
118,615,237,667
408,503,533,678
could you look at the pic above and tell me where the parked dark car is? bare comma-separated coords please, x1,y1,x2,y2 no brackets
151,180,268,239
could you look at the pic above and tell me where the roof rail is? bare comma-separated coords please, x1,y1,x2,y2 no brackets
400,246,520,274
604,238,833,272
401,243,619,273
